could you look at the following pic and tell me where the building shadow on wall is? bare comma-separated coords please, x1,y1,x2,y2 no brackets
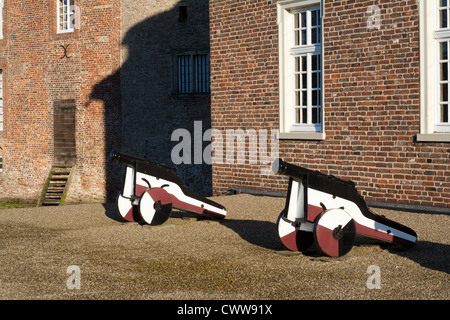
90,0,213,202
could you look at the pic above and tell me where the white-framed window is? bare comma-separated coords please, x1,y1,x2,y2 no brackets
0,70,3,132
0,0,4,39
278,0,324,140
418,0,450,142
176,53,210,93
57,0,75,33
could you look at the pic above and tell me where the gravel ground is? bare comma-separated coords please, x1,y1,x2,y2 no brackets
0,194,448,300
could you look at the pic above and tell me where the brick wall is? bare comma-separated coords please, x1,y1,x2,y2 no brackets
210,0,450,209
120,0,213,196
0,0,214,203
0,0,122,202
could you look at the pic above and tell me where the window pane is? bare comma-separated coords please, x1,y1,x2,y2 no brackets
302,108,307,124
441,104,449,123
312,107,318,124
302,91,307,106
440,9,448,28
301,12,307,28
441,62,448,81
312,90,318,105
301,29,307,45
312,28,317,44
441,42,448,60
312,55,318,71
312,73,318,88
441,83,448,102
312,10,317,26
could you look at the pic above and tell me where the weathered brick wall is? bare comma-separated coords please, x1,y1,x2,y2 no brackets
209,0,282,193
0,0,214,203
0,0,122,202
210,0,450,209
120,0,213,196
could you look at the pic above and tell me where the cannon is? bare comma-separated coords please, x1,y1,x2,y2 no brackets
272,159,417,257
111,151,226,225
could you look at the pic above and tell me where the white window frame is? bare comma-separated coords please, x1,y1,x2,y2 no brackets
0,0,4,39
418,0,450,142
278,0,325,140
57,0,75,34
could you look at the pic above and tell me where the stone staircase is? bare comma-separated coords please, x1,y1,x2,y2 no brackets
38,165,74,206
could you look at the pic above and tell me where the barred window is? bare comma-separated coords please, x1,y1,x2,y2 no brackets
177,53,210,93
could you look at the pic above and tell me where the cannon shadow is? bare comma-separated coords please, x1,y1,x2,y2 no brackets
90,0,213,202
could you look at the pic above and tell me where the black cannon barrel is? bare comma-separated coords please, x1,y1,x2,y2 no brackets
110,150,178,176
109,150,150,168
272,158,315,179
272,158,357,191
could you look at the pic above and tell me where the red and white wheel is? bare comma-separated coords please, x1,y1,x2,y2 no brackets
117,193,140,222
277,210,315,252
313,209,356,257
138,188,173,225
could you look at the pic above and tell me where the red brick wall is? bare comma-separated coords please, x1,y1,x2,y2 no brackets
210,0,450,209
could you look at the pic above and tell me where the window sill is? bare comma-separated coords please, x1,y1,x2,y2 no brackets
57,30,75,34
278,132,325,141
416,133,450,143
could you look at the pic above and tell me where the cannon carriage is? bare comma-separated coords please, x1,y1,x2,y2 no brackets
273,158,417,257
111,151,227,225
